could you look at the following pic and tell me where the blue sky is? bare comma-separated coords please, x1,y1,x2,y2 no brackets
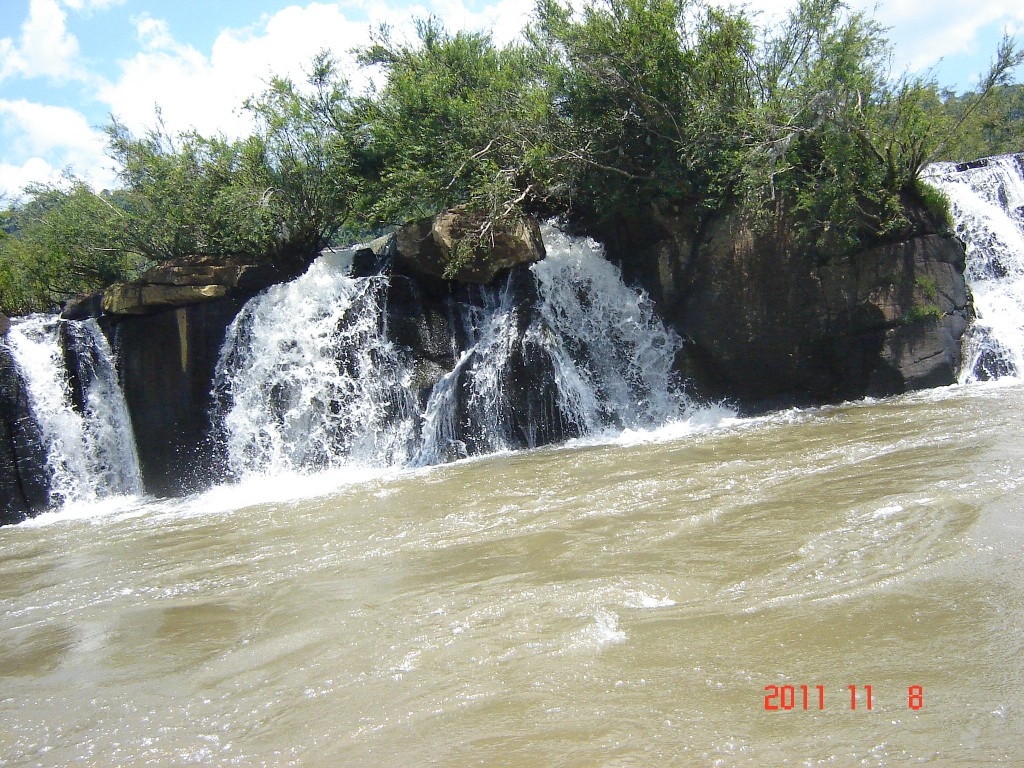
1,0,1023,199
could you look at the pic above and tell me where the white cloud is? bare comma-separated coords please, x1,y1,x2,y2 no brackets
0,99,114,194
96,4,378,137
95,0,541,139
864,0,1021,74
0,158,65,199
424,0,533,43
0,0,83,82
737,0,1024,82
61,0,128,10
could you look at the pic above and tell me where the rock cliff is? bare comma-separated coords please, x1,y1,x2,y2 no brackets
594,200,970,408
0,198,976,519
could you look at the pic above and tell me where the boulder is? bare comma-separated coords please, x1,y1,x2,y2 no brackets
395,208,545,284
62,254,289,319
56,252,297,494
679,208,832,403
385,275,457,398
0,312,9,335
138,254,285,292
61,291,105,321
351,233,396,277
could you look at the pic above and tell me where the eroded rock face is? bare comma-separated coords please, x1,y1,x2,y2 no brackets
54,254,293,496
818,233,970,394
112,298,250,496
102,283,231,315
592,201,971,408
395,208,546,284
96,254,288,317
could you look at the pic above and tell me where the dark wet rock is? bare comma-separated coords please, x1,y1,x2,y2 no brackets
591,200,971,408
110,298,250,496
0,343,50,524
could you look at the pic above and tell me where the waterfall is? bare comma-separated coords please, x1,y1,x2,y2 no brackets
415,279,526,463
215,225,691,477
921,154,1024,381
3,315,142,505
531,225,683,431
213,251,420,478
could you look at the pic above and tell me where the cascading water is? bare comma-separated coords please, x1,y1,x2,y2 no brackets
530,225,683,431
416,279,526,462
213,251,420,478
215,224,692,477
922,154,1024,381
3,315,142,505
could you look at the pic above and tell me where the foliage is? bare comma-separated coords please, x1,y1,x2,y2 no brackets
902,303,944,324
1,0,1021,315
936,83,1024,161
103,52,359,273
532,0,756,222
351,18,552,238
911,178,952,228
870,34,1023,178
105,115,274,262
241,51,359,271
916,274,939,302
535,0,1021,251
739,0,911,251
0,181,147,314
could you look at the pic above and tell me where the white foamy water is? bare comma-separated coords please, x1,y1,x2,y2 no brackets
531,224,685,433
215,225,703,479
214,252,419,478
922,154,1024,381
3,315,141,506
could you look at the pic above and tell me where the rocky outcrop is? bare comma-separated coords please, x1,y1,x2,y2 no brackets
593,201,970,407
395,207,545,283
38,213,551,500
98,254,288,316
1,195,974,510
56,253,293,496
818,233,970,395
1,340,50,524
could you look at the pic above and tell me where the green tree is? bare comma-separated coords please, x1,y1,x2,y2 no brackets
533,0,756,223
105,115,275,262
0,181,145,314
934,83,1024,162
742,0,910,250
241,51,359,273
352,18,553,235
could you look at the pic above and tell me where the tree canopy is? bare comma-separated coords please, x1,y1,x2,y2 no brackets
2,0,1021,315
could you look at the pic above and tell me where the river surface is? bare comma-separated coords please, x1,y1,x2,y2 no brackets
3,381,1024,766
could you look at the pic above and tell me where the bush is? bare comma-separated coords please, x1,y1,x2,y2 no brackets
351,19,552,236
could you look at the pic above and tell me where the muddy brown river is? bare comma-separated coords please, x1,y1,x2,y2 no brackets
3,383,1024,766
